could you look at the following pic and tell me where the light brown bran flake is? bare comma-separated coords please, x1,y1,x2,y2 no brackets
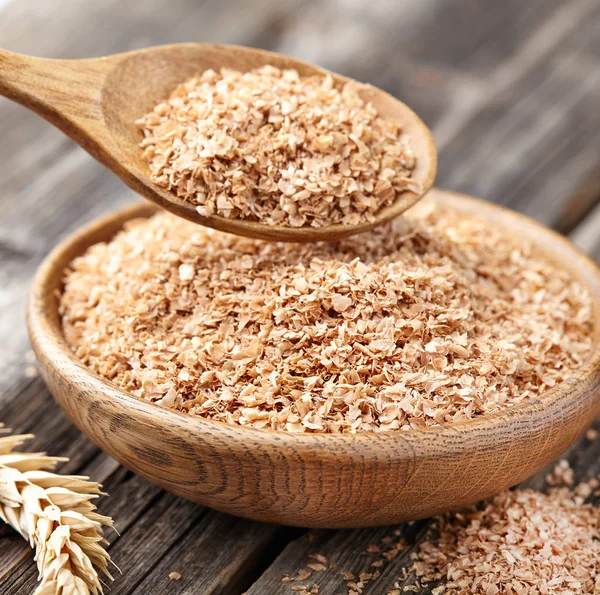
59,199,593,434
545,459,575,487
136,65,418,228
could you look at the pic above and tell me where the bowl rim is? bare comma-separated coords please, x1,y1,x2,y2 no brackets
27,188,600,447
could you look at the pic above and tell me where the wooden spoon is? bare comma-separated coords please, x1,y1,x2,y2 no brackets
0,43,437,242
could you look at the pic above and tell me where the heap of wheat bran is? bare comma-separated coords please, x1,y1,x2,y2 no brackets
59,198,592,433
136,65,419,228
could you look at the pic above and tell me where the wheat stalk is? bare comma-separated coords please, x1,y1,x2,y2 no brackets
0,423,114,594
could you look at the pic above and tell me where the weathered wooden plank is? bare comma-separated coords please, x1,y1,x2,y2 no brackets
131,511,282,595
0,525,34,586
100,494,207,594
401,0,585,78
433,9,600,224
426,0,600,150
565,162,600,260
245,522,425,595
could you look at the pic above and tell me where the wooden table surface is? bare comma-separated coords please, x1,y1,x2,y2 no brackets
1,1,599,593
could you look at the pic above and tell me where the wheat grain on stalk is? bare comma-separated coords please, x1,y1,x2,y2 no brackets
0,423,114,595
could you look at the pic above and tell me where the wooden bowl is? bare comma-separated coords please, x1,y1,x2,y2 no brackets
27,188,600,528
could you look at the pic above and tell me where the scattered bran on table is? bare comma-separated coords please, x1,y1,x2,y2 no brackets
410,464,600,594
136,65,419,228
59,198,593,433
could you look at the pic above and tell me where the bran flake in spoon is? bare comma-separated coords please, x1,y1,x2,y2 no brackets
136,65,419,228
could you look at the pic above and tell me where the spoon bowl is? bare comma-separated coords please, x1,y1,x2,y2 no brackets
0,43,437,242
27,188,600,528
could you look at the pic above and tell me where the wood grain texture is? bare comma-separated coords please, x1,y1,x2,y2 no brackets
26,189,600,528
1,0,600,592
0,44,437,243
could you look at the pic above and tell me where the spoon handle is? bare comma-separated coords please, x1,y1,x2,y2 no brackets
0,49,106,134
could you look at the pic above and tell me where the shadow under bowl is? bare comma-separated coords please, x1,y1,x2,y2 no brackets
27,188,600,528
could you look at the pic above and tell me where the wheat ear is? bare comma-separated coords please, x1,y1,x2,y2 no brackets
0,423,114,594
